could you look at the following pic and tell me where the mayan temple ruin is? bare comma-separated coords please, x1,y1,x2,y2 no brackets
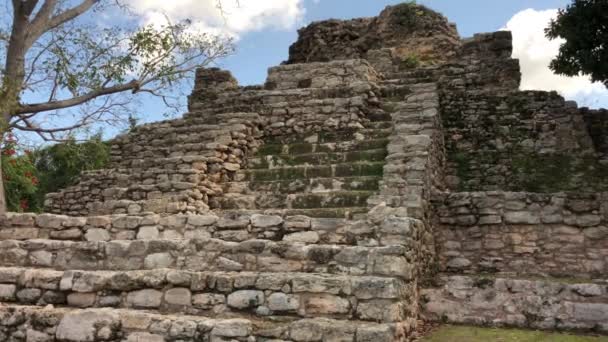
0,3,606,341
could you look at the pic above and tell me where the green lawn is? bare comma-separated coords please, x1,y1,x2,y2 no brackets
422,326,608,342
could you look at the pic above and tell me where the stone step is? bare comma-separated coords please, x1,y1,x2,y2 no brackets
249,149,388,169
366,112,393,122
3,212,420,246
263,129,392,145
366,121,393,129
256,138,389,156
216,207,371,220
224,176,382,194
0,238,414,279
421,274,608,333
0,267,411,323
238,162,385,182
0,305,407,341
277,207,370,220
218,191,375,210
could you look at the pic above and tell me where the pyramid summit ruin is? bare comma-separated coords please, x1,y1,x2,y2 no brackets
0,3,606,341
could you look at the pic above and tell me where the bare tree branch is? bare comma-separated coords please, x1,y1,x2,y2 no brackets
16,79,140,114
26,0,98,47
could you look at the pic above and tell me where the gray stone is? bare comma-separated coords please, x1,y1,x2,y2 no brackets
267,293,300,311
447,257,471,269
164,288,192,306
85,228,110,241
56,310,118,341
0,284,16,300
137,226,160,240
584,226,608,239
251,214,283,228
144,253,174,269
16,288,41,303
35,214,67,229
284,231,320,243
227,290,264,309
126,332,165,342
187,215,218,226
127,289,163,308
211,319,251,337
192,293,225,309
67,292,97,307
504,212,540,224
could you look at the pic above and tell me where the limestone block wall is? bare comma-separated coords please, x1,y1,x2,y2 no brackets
368,80,446,284
0,239,415,279
0,212,424,247
441,91,605,192
422,275,608,333
0,306,402,341
434,191,608,278
0,267,412,323
583,108,608,160
265,60,378,90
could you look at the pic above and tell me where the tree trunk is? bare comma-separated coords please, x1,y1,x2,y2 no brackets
0,3,31,215
0,145,5,215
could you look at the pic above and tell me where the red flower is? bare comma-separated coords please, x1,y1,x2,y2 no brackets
30,177,39,186
19,199,28,211
2,149,16,156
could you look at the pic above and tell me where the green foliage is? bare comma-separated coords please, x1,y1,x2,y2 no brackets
1,134,38,212
546,0,608,87
30,135,110,210
399,54,421,70
392,1,429,28
1,133,110,212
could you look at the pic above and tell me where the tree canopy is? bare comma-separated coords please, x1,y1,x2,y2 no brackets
0,0,233,212
546,0,608,87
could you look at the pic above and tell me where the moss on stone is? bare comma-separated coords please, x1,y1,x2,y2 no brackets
448,149,608,193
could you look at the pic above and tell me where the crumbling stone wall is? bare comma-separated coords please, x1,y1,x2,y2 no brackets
441,91,606,192
1,211,423,246
583,108,608,160
45,60,382,216
434,191,608,278
422,275,608,332
286,3,461,71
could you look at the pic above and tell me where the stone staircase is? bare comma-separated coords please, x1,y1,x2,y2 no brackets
213,119,392,219
0,209,419,341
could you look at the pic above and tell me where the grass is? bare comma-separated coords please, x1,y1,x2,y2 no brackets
422,326,608,342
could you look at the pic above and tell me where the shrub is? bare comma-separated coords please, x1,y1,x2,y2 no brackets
392,1,429,28
1,133,39,212
399,54,421,69
31,134,110,210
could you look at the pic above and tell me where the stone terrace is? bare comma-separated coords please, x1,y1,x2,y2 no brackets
0,3,606,342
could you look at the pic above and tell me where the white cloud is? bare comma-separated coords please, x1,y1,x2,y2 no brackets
128,0,305,38
504,9,608,107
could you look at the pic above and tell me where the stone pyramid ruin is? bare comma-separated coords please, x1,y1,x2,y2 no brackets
0,3,606,341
